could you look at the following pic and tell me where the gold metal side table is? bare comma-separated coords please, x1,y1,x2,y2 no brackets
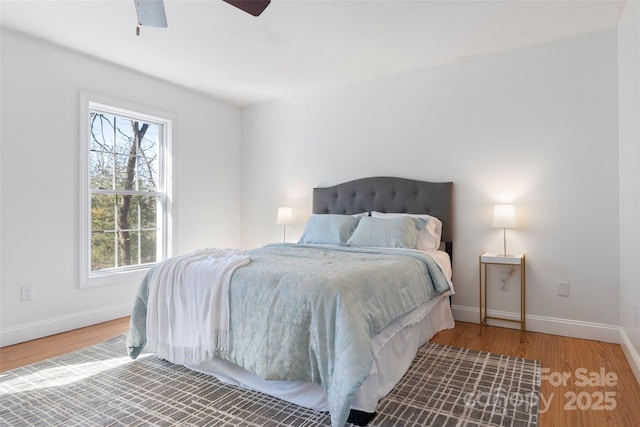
479,252,526,342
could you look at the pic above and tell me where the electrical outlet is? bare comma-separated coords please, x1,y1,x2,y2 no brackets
558,281,569,297
21,285,33,302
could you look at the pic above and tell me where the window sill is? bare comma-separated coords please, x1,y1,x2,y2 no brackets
81,267,150,289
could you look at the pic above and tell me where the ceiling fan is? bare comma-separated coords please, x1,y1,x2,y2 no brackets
134,0,271,34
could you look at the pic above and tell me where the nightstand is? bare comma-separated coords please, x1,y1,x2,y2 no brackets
479,252,526,342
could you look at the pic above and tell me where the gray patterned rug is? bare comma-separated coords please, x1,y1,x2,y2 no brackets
0,336,539,426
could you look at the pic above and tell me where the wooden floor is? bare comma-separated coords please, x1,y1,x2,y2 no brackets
0,317,131,372
1,318,639,426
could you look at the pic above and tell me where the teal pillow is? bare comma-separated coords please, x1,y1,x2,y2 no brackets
298,214,360,245
346,216,420,248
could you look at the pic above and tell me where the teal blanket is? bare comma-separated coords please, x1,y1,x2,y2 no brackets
126,244,450,427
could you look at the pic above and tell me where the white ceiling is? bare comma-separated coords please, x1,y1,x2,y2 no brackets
0,0,627,106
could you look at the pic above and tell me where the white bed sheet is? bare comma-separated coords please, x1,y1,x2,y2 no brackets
187,294,454,414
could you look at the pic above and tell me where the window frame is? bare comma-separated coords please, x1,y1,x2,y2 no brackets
79,92,173,288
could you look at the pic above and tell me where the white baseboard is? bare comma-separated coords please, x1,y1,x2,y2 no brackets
451,304,621,344
619,328,640,386
0,303,132,347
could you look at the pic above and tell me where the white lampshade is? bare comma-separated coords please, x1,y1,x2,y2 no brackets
276,207,293,225
492,204,517,228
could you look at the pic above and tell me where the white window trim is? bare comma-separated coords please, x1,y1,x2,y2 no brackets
79,91,174,288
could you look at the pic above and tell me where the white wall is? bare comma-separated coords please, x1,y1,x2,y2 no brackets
618,0,640,380
0,29,243,346
0,25,626,348
242,29,620,340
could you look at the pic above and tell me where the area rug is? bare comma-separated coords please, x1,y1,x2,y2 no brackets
0,336,540,426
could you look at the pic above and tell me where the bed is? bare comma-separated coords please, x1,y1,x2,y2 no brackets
126,176,455,427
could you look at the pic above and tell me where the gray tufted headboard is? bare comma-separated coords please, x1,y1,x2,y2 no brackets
313,177,453,252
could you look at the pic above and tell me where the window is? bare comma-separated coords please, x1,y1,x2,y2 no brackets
80,94,172,287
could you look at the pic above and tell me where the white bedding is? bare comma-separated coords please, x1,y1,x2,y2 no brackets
146,248,250,365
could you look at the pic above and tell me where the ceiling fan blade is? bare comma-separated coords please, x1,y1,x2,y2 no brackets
222,0,271,17
134,0,168,27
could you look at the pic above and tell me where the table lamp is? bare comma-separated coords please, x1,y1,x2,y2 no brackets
492,204,517,256
276,207,293,242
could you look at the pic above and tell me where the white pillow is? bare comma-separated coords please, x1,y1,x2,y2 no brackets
371,211,442,251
